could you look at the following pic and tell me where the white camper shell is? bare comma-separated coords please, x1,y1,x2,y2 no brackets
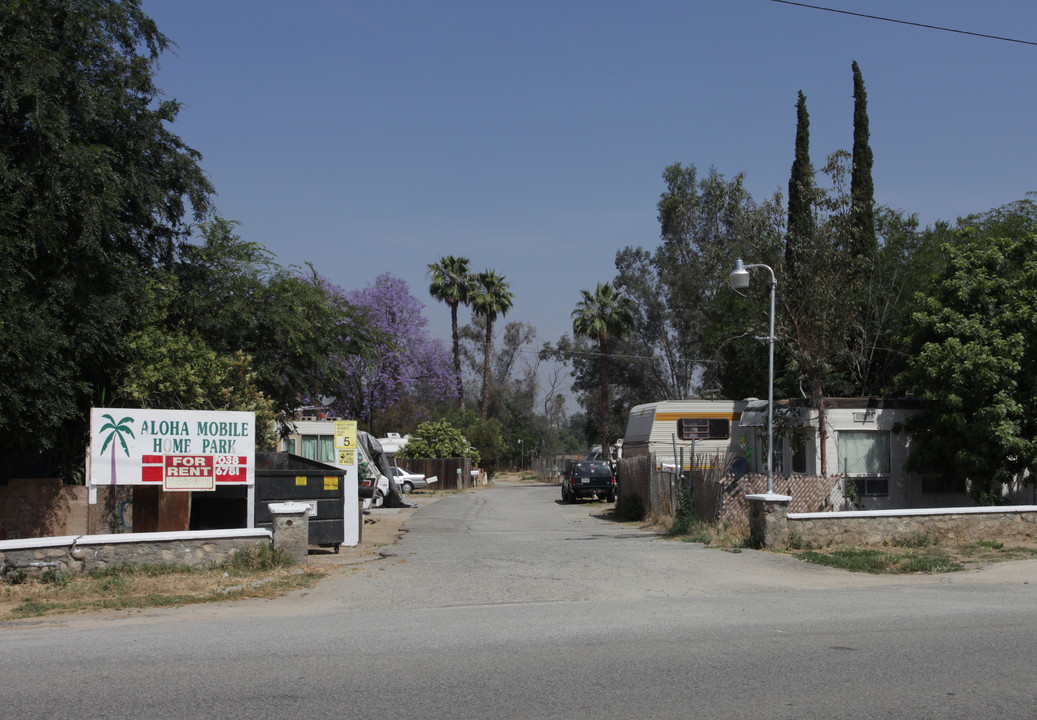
622,399,755,472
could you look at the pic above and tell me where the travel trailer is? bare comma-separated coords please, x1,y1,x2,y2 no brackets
622,399,753,471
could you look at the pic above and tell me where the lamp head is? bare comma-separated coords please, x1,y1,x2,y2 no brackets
729,258,750,289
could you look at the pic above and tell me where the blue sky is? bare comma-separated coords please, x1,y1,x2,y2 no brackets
144,0,1037,348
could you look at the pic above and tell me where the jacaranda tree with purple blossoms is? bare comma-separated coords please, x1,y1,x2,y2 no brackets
331,274,454,431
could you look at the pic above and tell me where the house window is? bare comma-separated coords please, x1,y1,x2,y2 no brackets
300,435,335,463
850,477,889,497
775,434,808,474
677,418,730,440
838,430,890,497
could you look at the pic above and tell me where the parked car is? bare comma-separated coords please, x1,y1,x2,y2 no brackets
391,465,436,493
561,460,616,503
360,473,390,507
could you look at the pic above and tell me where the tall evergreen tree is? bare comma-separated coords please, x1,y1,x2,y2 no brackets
849,60,876,264
785,91,814,288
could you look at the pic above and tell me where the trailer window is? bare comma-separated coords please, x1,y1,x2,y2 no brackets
838,431,890,497
677,418,730,440
300,434,335,463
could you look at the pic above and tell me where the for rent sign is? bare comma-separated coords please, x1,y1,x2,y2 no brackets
90,408,255,490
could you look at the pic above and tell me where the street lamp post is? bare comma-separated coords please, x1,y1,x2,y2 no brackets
729,259,777,495
518,439,523,472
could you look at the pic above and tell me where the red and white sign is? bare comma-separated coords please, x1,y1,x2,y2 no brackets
163,455,215,491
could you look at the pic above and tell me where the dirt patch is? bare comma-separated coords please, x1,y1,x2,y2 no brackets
307,492,445,566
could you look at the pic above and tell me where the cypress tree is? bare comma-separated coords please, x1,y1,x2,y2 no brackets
786,90,814,286
849,61,876,261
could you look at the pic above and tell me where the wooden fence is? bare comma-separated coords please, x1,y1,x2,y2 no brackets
396,457,475,491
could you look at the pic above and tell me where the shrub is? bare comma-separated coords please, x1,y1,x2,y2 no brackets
892,533,937,548
668,489,695,536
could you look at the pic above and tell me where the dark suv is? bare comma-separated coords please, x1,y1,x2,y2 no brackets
562,460,616,503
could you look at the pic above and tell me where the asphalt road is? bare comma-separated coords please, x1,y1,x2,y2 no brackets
3,481,1036,719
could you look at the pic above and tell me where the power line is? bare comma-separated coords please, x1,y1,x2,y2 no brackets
436,336,700,364
771,0,1037,47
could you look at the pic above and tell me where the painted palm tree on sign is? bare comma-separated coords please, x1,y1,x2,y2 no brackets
428,255,476,411
471,269,514,419
572,282,634,462
99,414,136,486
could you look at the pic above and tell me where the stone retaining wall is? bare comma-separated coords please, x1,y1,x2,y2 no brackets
781,505,1037,549
0,529,272,577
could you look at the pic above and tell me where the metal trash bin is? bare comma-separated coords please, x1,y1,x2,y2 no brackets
254,452,347,553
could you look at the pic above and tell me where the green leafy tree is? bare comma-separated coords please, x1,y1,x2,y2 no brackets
849,207,940,396
900,200,1037,501
428,255,476,411
0,0,213,470
604,165,784,404
463,417,503,473
397,419,478,462
172,219,379,422
115,281,278,449
572,282,634,460
471,270,515,419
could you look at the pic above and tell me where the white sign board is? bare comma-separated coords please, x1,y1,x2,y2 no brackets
89,408,255,490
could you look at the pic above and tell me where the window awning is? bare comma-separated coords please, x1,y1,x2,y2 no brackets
738,399,769,428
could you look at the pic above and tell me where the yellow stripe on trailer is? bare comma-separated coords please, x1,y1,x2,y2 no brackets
653,412,742,421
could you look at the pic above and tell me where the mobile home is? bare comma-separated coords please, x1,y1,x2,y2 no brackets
747,397,936,510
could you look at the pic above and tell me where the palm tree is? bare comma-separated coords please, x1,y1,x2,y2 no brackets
572,282,634,461
428,256,476,411
99,414,136,486
471,269,514,419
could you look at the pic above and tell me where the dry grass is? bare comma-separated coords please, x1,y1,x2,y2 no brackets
657,514,1037,571
0,553,327,621
638,511,752,550
786,536,1037,573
